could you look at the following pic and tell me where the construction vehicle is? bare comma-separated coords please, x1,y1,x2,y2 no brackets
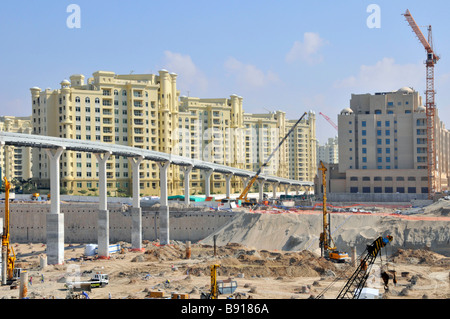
403,9,440,199
237,112,308,205
31,192,40,201
336,235,393,299
318,161,349,263
1,177,21,285
65,272,109,290
316,235,393,299
200,264,238,299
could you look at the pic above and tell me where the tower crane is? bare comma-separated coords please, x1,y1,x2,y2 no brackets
403,9,440,199
319,112,338,131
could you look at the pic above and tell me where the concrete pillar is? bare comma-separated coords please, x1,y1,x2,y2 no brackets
284,184,290,196
258,180,264,202
129,156,144,251
225,174,232,199
19,271,28,299
44,147,65,265
157,161,170,245
95,151,111,258
272,182,279,199
181,165,193,205
204,169,213,198
295,186,300,196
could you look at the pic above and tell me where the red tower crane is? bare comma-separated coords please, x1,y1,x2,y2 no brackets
319,112,338,131
403,9,440,199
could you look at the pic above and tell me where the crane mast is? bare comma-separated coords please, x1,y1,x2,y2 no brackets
403,9,440,199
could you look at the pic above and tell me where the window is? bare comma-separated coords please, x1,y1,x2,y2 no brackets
362,176,370,181
362,130,366,136
362,148,367,154
408,187,416,193
397,187,405,193
385,121,390,127
350,187,358,193
75,96,80,103
385,130,390,136
362,139,367,145
362,157,367,163
362,121,366,127
377,139,382,145
374,187,382,193
377,121,381,127
386,139,390,145
85,97,90,103
377,157,382,163
385,187,393,193
377,148,382,154
377,130,382,136
386,157,391,163
363,187,371,193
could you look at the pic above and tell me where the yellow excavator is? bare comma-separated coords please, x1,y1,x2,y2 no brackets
318,161,349,263
2,177,18,285
237,112,308,205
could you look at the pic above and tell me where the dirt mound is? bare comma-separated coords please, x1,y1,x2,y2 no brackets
390,249,450,266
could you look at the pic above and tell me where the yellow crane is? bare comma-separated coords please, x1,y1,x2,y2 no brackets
318,161,348,262
237,112,308,204
2,177,17,284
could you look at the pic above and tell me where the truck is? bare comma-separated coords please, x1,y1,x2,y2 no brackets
65,272,109,290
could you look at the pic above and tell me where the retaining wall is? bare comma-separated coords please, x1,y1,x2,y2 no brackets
0,202,236,244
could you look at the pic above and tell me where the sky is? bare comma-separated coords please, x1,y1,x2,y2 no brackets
1,0,450,144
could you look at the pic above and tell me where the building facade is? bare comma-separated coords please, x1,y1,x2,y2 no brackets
317,136,339,166
0,116,33,181
30,71,316,196
337,87,450,195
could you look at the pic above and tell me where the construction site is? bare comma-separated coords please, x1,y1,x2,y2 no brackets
0,7,449,304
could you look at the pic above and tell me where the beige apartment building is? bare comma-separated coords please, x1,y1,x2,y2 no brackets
0,116,33,182
30,70,316,196
336,87,450,195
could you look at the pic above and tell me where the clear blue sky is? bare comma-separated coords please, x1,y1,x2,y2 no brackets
1,0,450,143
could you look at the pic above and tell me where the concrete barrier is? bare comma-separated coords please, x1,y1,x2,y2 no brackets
0,202,236,244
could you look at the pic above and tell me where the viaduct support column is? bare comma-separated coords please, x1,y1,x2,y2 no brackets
158,161,170,245
284,184,290,197
204,169,213,198
181,165,193,205
129,156,144,251
45,147,65,265
225,174,232,199
272,182,279,199
95,151,111,259
258,180,264,203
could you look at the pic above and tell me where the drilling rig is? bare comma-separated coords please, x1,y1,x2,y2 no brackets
403,9,440,199
318,161,348,262
2,177,18,285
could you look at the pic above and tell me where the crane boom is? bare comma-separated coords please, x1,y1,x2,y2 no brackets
319,112,338,131
403,9,439,199
237,112,308,202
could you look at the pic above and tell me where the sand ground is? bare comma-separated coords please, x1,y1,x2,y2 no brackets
1,241,448,300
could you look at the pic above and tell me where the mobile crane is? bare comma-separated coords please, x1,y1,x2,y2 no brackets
316,235,393,299
237,112,308,204
1,177,18,285
318,161,349,263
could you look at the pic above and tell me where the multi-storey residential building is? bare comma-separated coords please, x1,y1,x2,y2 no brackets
286,112,317,182
317,136,339,165
337,87,450,195
30,70,317,196
0,116,33,181
31,70,179,196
